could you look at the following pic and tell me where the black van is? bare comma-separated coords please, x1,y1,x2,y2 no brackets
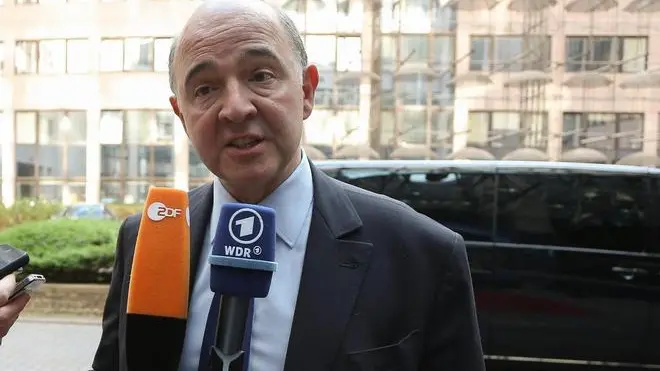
314,159,660,371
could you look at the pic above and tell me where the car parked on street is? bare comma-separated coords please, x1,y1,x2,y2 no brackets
315,159,660,371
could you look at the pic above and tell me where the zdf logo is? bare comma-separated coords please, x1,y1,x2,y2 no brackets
228,208,264,244
147,202,187,223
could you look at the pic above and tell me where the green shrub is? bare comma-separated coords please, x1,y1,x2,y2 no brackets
0,219,121,283
0,198,64,231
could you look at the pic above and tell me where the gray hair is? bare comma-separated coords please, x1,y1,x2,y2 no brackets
168,4,308,95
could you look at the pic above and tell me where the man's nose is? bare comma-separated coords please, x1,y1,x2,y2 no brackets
217,80,257,124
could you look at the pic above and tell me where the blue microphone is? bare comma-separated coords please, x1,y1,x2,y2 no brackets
207,203,278,371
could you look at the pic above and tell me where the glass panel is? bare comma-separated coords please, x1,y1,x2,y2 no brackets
400,35,429,64
335,0,362,33
591,37,614,71
39,40,67,74
522,113,548,149
562,112,581,148
15,41,38,74
15,112,37,144
470,37,490,72
621,37,647,73
400,108,426,144
99,39,124,72
305,0,338,33
15,145,37,177
496,37,523,72
66,39,89,74
99,111,124,145
100,145,122,177
154,111,175,143
305,35,336,70
38,111,66,144
38,145,63,177
583,113,616,152
124,38,153,71
15,183,37,199
67,146,87,178
565,37,585,72
616,113,643,159
154,38,173,72
491,112,521,155
100,181,122,203
336,37,361,72
69,184,86,204
39,184,62,201
467,112,489,146
125,145,150,177
65,111,88,143
125,111,153,144
153,145,173,177
398,73,428,105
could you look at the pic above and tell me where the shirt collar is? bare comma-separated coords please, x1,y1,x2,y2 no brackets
209,149,314,249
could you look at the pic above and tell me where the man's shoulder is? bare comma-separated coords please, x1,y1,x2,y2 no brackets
329,177,459,244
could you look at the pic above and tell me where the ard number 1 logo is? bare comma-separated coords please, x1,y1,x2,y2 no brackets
228,208,264,245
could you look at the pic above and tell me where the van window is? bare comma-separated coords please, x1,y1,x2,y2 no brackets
386,171,497,242
496,173,648,253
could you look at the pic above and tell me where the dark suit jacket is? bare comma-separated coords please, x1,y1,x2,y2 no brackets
91,162,485,371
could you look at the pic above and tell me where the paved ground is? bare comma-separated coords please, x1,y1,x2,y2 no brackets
0,316,102,371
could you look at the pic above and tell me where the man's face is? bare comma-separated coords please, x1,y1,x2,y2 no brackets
170,6,317,200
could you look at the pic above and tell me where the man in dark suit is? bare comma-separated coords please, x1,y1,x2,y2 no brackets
91,1,486,370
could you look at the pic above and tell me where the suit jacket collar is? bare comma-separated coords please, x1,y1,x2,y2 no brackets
185,162,374,371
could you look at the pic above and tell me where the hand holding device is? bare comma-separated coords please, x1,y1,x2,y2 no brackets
0,274,31,343
125,186,191,371
205,203,277,371
0,244,29,280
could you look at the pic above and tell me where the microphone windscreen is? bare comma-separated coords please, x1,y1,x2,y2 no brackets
210,203,276,298
126,186,190,371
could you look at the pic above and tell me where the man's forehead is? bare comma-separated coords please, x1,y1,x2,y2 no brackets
176,3,283,56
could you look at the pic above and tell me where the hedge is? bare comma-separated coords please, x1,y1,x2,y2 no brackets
0,198,64,231
0,219,121,283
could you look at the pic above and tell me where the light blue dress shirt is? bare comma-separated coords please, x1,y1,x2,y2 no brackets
178,151,314,371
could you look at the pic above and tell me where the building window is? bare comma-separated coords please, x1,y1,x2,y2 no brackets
562,112,643,161
383,0,457,33
381,108,453,152
15,39,89,74
305,34,363,107
565,36,647,73
99,110,175,203
469,35,551,72
14,110,87,201
99,37,174,72
468,111,548,158
380,34,455,107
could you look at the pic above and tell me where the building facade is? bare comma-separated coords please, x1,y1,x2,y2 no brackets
1,0,660,205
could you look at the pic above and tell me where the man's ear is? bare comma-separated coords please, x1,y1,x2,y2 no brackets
169,96,187,135
302,64,319,120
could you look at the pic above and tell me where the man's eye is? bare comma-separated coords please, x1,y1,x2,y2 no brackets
252,71,275,82
194,86,212,97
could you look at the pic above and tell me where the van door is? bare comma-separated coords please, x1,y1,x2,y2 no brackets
641,176,660,367
489,171,647,368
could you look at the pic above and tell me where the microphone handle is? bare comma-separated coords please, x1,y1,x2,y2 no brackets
210,296,250,371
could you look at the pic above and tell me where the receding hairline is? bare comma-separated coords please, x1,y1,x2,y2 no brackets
168,1,308,95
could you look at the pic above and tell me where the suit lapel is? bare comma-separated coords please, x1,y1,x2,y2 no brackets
284,164,374,371
187,183,214,296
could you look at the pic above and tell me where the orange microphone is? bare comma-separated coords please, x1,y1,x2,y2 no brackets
126,186,190,371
